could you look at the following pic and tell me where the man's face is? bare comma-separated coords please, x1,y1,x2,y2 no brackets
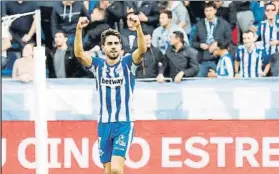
22,44,34,57
127,13,136,30
54,33,67,48
265,4,277,20
170,33,179,46
101,0,111,7
103,35,122,60
144,34,152,47
91,8,105,22
204,7,217,20
213,47,221,57
159,13,171,27
243,32,255,48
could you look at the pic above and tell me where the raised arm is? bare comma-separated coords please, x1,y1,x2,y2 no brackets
74,17,92,68
130,15,147,65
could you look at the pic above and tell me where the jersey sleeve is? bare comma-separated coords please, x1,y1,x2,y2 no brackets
123,54,140,76
224,57,234,77
87,57,104,74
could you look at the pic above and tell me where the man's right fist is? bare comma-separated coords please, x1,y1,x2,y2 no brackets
77,17,89,29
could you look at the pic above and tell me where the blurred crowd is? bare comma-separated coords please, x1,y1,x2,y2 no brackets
1,1,279,83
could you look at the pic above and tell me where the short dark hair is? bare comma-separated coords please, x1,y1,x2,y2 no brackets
243,29,255,35
101,28,121,46
160,10,172,19
173,31,184,43
55,30,67,38
217,41,230,50
204,1,217,10
264,2,276,11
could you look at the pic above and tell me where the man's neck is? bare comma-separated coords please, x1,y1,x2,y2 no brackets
268,18,275,25
57,45,68,51
174,43,183,52
246,44,255,53
208,16,216,22
106,56,121,66
164,22,172,29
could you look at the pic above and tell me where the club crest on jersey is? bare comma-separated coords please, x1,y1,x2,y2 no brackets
101,77,125,87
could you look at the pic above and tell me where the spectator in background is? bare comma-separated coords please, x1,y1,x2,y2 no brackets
12,42,35,83
152,10,189,55
123,1,160,34
183,1,197,25
234,30,270,78
255,2,279,77
83,1,99,14
84,7,110,51
157,31,199,83
99,0,123,30
120,12,139,54
208,42,234,78
184,1,206,23
250,1,270,26
233,1,254,42
214,1,237,30
136,33,163,79
46,31,91,78
192,2,232,77
51,1,90,46
4,1,38,50
167,1,192,34
255,3,279,57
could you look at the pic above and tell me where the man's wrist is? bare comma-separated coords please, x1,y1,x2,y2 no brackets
136,24,142,29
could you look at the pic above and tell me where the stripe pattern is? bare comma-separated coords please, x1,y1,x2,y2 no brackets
88,55,138,123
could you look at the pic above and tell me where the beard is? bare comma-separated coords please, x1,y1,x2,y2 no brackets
107,52,119,60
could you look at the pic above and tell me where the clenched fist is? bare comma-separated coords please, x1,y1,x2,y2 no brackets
128,14,141,28
77,17,90,29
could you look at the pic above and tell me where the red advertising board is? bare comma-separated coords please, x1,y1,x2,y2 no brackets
2,121,279,174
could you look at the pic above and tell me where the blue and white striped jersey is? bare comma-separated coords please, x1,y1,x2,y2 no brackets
88,55,139,123
216,53,234,78
256,19,279,55
235,45,264,78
